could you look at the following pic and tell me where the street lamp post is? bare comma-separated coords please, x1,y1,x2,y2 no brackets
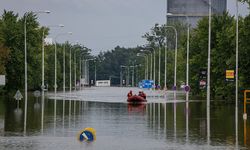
130,66,135,87
74,50,77,91
140,50,152,80
94,60,97,85
42,24,64,91
69,43,80,93
207,0,212,109
24,10,50,134
79,54,82,90
167,13,190,93
85,59,94,86
235,0,239,145
164,33,167,90
165,0,168,91
69,46,73,93
143,47,154,83
153,48,156,88
165,25,178,90
54,32,72,96
127,66,130,86
120,65,127,86
146,55,149,79
150,53,152,80
158,48,161,88
120,67,122,87
63,44,66,94
134,64,142,87
207,0,212,143
235,0,239,111
79,46,88,89
137,53,147,80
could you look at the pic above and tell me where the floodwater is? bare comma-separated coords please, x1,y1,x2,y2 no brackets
0,87,249,150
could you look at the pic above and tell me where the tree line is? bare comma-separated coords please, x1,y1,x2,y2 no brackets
96,10,250,100
0,10,92,94
1,2,250,100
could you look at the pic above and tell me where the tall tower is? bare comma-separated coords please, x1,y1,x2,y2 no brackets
167,0,227,27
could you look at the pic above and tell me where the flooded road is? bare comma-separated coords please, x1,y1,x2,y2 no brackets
0,87,249,149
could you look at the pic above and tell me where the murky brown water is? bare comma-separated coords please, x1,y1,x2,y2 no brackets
0,87,249,150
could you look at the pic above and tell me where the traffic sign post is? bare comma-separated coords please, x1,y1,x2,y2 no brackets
14,90,23,109
185,85,190,92
33,90,41,97
225,70,235,82
33,90,41,104
14,90,23,101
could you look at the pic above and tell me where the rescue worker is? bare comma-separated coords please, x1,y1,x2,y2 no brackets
138,91,146,99
127,90,133,98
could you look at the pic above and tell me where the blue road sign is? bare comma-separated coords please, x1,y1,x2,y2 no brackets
139,80,154,89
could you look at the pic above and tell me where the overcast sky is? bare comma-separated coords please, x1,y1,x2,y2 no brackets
1,0,249,55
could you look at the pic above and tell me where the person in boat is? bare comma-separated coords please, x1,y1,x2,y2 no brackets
127,90,133,98
138,91,146,99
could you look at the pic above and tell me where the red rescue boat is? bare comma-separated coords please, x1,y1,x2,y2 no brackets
127,95,147,103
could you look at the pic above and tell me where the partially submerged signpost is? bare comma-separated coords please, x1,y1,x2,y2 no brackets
14,90,23,109
33,90,41,109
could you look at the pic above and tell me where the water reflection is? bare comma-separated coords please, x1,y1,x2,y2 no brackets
69,99,71,129
41,91,44,134
14,108,22,125
185,101,189,144
207,97,210,146
54,96,57,135
127,103,146,113
0,88,249,149
62,99,65,132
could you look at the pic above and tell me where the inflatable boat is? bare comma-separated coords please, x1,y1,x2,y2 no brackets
127,95,147,103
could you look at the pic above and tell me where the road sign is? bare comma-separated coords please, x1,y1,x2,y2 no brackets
0,75,5,86
199,69,207,79
14,90,23,101
78,127,96,142
185,85,190,92
41,85,46,90
139,80,154,89
226,70,235,82
33,90,41,97
199,80,206,89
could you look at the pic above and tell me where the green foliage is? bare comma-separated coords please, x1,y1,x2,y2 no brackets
1,8,250,101
94,46,141,85
189,12,236,99
0,10,92,92
239,14,250,90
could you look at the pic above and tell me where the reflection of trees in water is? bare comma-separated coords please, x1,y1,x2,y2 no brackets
4,101,24,133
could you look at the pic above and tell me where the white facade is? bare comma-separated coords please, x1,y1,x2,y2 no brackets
167,0,227,27
96,80,111,87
